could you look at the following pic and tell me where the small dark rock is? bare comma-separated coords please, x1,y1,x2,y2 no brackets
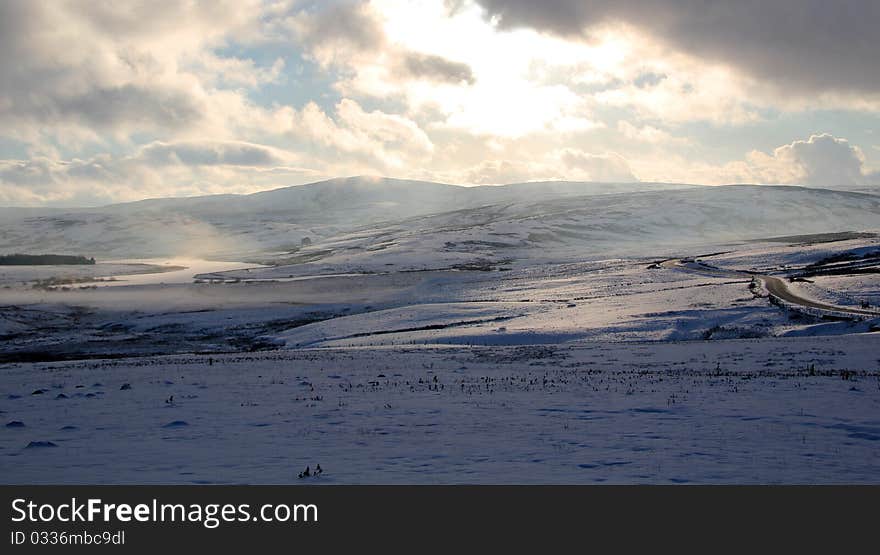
5,421,25,428
25,441,58,448
120,383,132,390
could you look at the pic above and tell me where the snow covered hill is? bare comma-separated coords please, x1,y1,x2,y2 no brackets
0,177,877,263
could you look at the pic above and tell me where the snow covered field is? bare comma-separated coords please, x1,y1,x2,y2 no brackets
1,180,879,483
2,236,879,483
2,338,878,484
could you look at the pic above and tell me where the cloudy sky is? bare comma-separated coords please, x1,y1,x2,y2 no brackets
1,0,879,206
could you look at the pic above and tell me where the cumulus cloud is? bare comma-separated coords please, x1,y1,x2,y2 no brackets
195,55,286,88
0,156,135,205
462,159,555,184
617,121,689,146
650,133,880,188
0,94,438,205
399,52,476,85
475,0,880,94
2,0,879,205
284,1,475,88
0,145,319,206
745,134,874,187
298,99,434,169
39,85,203,132
559,150,637,182
0,1,456,202
0,0,277,146
460,149,636,184
137,141,289,167
633,72,666,89
282,2,386,67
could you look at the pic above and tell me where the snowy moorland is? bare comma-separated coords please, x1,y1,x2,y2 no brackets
1,178,878,483
3,338,878,484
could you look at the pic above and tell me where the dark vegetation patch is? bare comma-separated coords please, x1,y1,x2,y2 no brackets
796,249,880,278
25,441,58,448
807,249,880,268
466,345,567,364
0,254,95,265
750,231,876,245
325,316,517,344
702,325,767,340
0,311,340,363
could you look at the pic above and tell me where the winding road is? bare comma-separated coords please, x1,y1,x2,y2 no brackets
661,259,880,318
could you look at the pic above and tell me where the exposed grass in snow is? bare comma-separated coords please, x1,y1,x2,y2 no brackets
2,337,878,484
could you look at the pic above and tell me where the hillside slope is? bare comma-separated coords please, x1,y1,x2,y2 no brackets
0,178,877,263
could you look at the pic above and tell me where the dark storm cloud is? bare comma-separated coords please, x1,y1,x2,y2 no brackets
401,52,476,85
475,0,880,93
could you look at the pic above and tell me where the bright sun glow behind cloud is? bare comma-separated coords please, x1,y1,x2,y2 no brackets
0,0,878,205
375,0,623,136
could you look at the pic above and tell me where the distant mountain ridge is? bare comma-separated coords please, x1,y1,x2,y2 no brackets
99,177,696,220
0,177,877,261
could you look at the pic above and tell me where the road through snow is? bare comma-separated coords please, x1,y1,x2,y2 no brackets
661,259,880,318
